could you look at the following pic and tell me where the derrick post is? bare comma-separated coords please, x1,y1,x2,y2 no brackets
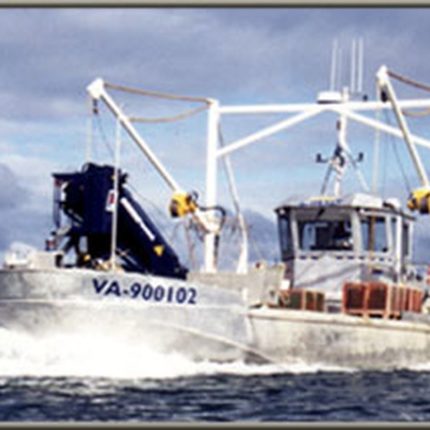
204,99,220,273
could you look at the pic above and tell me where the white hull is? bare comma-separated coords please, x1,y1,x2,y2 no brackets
248,307,430,370
1,268,430,370
0,268,259,363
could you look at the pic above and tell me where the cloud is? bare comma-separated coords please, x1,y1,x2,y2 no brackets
0,209,51,254
0,161,50,253
1,7,430,263
0,163,29,210
0,153,72,254
2,8,429,122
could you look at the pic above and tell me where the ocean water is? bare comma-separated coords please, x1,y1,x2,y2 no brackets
0,329,430,423
3,370,430,422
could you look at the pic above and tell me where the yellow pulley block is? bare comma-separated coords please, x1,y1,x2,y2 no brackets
169,191,198,218
407,187,430,214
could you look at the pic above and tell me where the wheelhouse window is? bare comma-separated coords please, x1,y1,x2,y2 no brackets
402,221,410,257
360,215,388,253
278,210,293,258
297,212,353,251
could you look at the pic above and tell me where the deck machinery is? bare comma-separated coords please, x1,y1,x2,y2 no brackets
50,162,187,279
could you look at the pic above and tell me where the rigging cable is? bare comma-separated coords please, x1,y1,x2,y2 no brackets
91,81,228,266
218,126,245,220
218,124,249,272
384,110,412,195
372,94,382,194
93,105,182,248
105,81,210,104
182,218,198,270
387,69,430,93
247,223,266,262
105,81,210,124
94,107,115,159
127,164,204,270
386,69,430,117
129,105,208,124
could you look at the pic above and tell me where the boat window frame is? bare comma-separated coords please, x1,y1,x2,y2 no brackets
277,208,294,259
293,207,356,253
358,210,392,255
402,219,411,259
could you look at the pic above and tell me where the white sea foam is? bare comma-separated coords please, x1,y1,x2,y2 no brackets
402,362,430,372
0,327,359,380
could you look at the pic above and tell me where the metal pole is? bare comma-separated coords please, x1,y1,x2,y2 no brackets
333,88,349,197
219,98,430,115
217,107,323,158
110,117,122,271
330,39,338,91
204,99,219,273
357,38,364,94
376,66,430,187
220,140,248,274
350,39,356,94
327,105,430,150
338,88,370,193
337,47,343,91
372,85,382,194
85,95,93,163
87,78,182,193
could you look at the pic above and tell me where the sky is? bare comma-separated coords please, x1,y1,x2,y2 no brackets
2,7,430,263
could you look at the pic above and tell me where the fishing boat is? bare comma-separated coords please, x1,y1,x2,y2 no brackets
3,60,430,370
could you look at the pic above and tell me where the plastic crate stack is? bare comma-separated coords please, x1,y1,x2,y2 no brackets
278,289,325,311
342,281,423,319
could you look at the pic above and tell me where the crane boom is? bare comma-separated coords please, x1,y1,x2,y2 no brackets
376,66,430,214
86,78,222,233
87,78,181,192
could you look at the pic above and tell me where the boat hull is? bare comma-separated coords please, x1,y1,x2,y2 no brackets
247,307,430,369
0,268,255,363
1,268,430,370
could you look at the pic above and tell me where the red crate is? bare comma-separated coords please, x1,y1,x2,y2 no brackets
343,282,424,318
278,289,325,311
367,282,390,318
342,282,367,314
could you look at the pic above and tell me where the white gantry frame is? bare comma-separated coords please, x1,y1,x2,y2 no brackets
86,68,430,275
203,65,430,273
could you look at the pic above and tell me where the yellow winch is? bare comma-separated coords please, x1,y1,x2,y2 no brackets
169,191,198,218
407,187,430,214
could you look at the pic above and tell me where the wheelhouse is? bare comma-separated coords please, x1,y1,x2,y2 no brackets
275,193,415,304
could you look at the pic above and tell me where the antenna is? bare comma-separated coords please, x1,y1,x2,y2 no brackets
350,39,356,93
319,38,368,196
330,39,338,91
357,37,364,94
329,38,365,95
348,37,365,96
337,46,343,91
